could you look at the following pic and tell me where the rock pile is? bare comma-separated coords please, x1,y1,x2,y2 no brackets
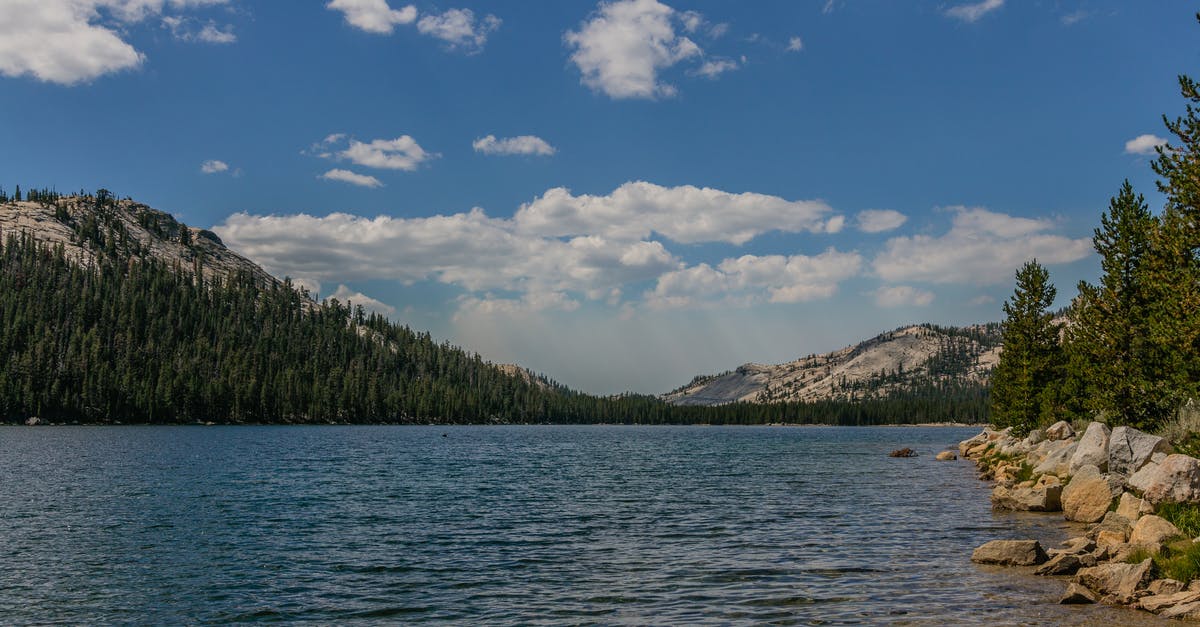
961,422,1200,620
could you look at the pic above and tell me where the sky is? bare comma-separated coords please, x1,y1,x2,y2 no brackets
0,0,1195,395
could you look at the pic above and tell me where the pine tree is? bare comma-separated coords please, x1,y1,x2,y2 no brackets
991,260,1063,436
1067,181,1166,428
1144,24,1200,412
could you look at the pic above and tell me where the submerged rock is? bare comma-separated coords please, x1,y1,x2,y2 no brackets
889,448,918,458
935,450,957,461
1059,582,1098,604
971,539,1048,566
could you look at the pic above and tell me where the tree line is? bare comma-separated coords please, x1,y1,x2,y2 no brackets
991,26,1200,435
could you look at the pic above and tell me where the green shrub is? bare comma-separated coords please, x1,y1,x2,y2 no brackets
1154,541,1200,584
1158,502,1200,539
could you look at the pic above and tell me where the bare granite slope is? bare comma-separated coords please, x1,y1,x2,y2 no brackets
0,195,276,287
664,324,1002,406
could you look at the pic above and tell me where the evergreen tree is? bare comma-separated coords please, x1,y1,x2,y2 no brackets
1067,181,1166,428
1144,27,1200,412
991,260,1063,436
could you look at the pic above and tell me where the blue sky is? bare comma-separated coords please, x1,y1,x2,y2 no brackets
0,0,1195,394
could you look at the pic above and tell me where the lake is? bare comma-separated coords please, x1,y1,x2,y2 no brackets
0,425,1167,624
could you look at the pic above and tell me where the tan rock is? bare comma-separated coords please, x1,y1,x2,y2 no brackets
972,539,1048,566
1147,578,1186,597
1069,422,1112,475
1127,454,1200,506
1062,470,1116,523
1057,536,1096,555
1059,582,1098,604
1033,441,1077,477
1034,552,1093,576
1036,474,1061,489
1161,600,1200,620
1095,529,1127,548
1045,420,1075,441
991,484,1063,512
1115,492,1153,522
1138,589,1200,613
1074,559,1154,604
935,450,957,461
1130,515,1182,547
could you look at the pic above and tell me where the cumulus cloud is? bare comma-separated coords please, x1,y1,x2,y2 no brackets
473,134,557,156
327,284,396,315
872,285,934,308
200,159,229,174
872,206,1091,285
645,249,863,309
311,134,436,171
326,0,415,34
945,0,1004,23
1124,134,1168,156
787,36,803,52
693,58,739,79
0,0,233,85
162,15,235,43
320,168,383,188
855,209,907,233
417,8,501,53
213,181,855,315
564,0,703,99
513,181,840,245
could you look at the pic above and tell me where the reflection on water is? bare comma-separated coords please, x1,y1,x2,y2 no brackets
0,425,1169,624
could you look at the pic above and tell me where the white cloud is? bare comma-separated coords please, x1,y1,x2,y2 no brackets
945,0,1004,23
473,134,557,156
1124,134,1168,156
328,284,397,316
855,209,907,233
326,0,415,34
163,15,235,43
213,181,854,316
0,0,231,85
564,0,703,99
200,159,229,174
645,249,863,309
968,294,996,306
320,168,383,188
1061,10,1088,26
693,58,739,79
455,291,580,320
416,8,500,53
872,285,934,308
313,135,435,171
787,36,803,52
872,206,1091,284
513,181,840,245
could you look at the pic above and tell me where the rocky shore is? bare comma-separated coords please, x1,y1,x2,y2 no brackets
960,422,1200,620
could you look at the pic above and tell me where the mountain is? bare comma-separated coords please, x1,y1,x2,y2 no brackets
663,323,1003,406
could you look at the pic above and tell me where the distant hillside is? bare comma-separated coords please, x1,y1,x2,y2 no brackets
664,323,1002,406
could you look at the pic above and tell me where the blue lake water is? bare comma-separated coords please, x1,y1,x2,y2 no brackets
0,425,1168,624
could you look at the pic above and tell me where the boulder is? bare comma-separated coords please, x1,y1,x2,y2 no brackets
1033,441,1077,477
1115,492,1153,522
1045,420,1075,441
1148,579,1187,597
1059,582,1098,604
1138,589,1200,613
960,431,989,456
1074,559,1154,604
935,450,957,461
1056,536,1096,555
971,539,1049,566
1128,454,1200,506
1062,468,1116,523
889,448,917,458
24,416,40,426
991,484,1062,512
1108,426,1172,477
1161,601,1200,620
1069,422,1111,475
1130,515,1182,547
1034,552,1093,576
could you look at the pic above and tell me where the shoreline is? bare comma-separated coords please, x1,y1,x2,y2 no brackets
959,421,1200,619
2,420,987,428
